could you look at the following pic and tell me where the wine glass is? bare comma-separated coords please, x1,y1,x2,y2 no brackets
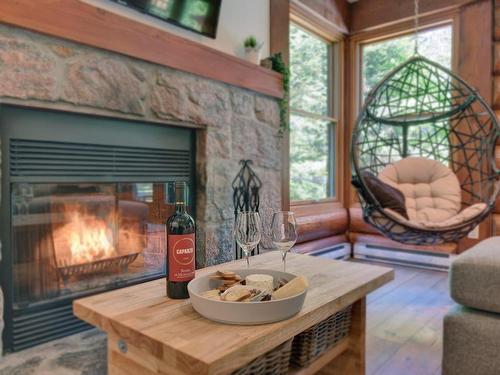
235,211,262,269
271,211,297,272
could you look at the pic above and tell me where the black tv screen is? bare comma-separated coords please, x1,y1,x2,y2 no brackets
113,0,222,38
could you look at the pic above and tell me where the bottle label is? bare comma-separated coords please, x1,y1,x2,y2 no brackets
168,233,195,282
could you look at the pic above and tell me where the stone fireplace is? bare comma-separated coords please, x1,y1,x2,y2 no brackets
0,24,281,354
2,105,196,351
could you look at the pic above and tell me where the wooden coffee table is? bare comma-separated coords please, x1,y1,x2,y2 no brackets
74,252,393,375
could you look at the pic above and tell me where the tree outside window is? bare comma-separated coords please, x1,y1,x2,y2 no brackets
289,24,336,202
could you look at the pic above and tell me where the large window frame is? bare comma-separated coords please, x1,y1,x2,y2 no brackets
289,15,344,207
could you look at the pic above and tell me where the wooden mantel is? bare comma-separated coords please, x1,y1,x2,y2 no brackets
0,0,283,99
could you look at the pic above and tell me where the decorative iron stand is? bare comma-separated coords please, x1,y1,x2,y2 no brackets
232,160,262,259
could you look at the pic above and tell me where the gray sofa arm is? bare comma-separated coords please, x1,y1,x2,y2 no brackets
450,237,500,314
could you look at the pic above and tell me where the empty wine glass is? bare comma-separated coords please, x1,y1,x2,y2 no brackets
235,211,262,269
271,211,297,272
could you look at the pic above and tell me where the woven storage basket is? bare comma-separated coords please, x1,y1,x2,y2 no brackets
291,305,352,367
232,338,293,375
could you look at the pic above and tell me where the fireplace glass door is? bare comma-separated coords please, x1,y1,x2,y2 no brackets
11,182,176,309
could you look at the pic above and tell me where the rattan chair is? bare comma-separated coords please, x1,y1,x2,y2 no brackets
351,56,500,245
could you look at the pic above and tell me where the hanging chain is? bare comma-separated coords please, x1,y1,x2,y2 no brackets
414,0,419,54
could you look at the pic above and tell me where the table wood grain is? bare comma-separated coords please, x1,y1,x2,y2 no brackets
74,252,393,374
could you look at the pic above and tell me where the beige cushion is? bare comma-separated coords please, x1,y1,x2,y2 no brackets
384,202,487,229
379,157,461,222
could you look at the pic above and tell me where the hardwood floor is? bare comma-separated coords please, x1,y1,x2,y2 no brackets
363,262,453,375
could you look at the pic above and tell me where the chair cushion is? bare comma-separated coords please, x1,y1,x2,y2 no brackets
361,171,408,219
379,157,461,222
450,237,500,314
384,202,487,229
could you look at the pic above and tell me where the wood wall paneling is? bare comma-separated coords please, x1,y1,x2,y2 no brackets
293,234,348,254
495,141,500,213
349,208,380,235
291,0,350,39
456,0,493,251
350,0,477,33
494,214,500,235
495,4,500,40
295,208,349,244
0,0,283,98
298,0,350,33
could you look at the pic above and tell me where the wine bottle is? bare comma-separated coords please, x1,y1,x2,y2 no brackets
166,181,195,299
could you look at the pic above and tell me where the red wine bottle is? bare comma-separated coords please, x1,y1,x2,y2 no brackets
166,181,195,299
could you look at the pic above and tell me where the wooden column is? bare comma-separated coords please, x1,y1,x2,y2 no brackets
456,0,493,252
270,0,291,211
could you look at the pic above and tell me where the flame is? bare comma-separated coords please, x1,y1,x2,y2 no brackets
53,208,117,266
67,212,116,263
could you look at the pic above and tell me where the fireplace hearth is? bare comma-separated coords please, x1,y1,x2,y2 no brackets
1,105,195,352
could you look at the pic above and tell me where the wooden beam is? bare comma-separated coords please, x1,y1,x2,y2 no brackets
350,0,477,33
0,0,283,99
296,0,350,34
294,204,349,243
290,0,347,40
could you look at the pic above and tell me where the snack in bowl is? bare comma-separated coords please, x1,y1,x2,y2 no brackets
221,285,252,302
199,271,308,303
188,269,309,324
201,289,221,300
246,274,274,292
211,270,243,293
271,275,309,300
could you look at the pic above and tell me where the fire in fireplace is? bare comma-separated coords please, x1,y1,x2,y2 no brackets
12,182,168,306
1,106,195,352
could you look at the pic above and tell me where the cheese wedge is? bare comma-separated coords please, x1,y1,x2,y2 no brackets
221,285,252,302
271,276,308,300
246,274,274,292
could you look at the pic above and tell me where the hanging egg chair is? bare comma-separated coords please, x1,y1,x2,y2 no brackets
351,55,500,245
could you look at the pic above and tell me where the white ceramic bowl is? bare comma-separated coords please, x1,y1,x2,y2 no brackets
188,269,307,325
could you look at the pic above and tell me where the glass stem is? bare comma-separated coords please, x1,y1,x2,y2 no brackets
282,251,287,272
246,252,250,269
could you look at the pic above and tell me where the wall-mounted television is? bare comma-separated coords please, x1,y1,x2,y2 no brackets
113,0,222,38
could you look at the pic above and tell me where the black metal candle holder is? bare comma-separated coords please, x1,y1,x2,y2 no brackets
232,160,262,259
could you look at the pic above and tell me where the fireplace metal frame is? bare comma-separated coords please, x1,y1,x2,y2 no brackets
0,104,196,352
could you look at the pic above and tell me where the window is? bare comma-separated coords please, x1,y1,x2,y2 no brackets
289,23,338,202
361,25,453,102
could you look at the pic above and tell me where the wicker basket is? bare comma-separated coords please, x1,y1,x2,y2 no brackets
291,305,352,367
232,338,293,375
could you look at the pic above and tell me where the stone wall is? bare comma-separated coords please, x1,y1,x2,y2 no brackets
0,24,281,353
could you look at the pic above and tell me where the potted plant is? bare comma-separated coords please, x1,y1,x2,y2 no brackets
244,36,263,65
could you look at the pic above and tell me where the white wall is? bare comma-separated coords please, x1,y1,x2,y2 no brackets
83,0,270,59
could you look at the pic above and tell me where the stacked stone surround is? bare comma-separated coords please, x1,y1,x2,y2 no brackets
0,24,281,356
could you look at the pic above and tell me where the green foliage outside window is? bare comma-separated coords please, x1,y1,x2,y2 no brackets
361,25,453,162
362,26,452,98
289,24,333,202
